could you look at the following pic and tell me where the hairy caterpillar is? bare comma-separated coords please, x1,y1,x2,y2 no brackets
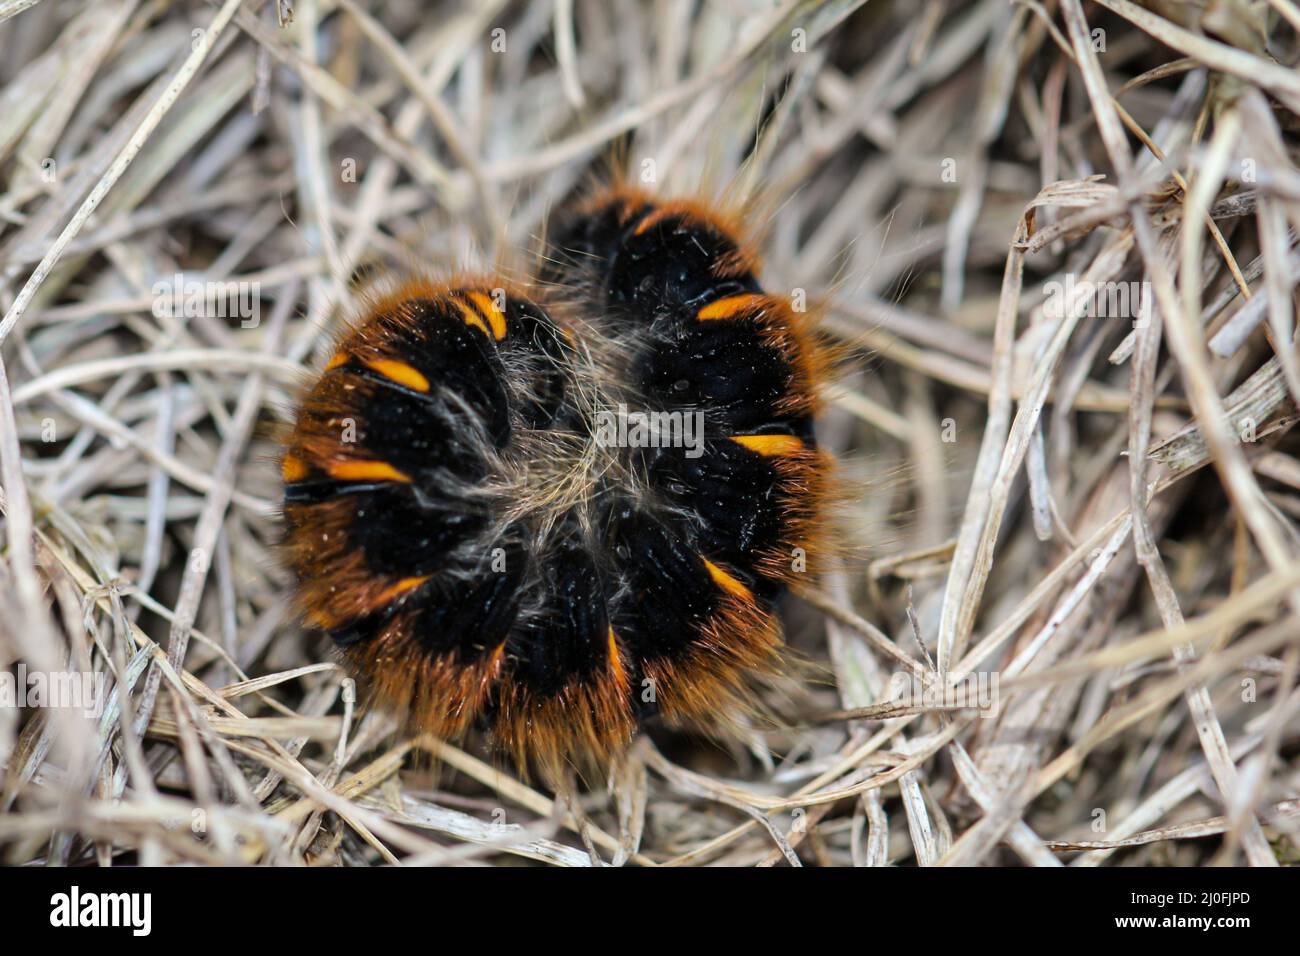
280,186,833,776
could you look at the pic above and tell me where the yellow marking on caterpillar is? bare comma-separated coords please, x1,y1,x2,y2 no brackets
697,294,762,321
307,609,335,630
454,299,493,339
327,460,411,483
365,358,430,393
607,627,627,686
281,454,309,482
633,208,668,236
467,291,507,340
325,351,349,370
376,575,431,604
702,558,752,600
731,434,804,457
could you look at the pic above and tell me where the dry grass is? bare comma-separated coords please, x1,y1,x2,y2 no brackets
0,0,1298,867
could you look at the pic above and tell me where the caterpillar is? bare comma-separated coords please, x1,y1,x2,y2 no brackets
279,186,833,776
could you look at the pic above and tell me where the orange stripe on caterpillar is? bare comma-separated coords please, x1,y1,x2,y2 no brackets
607,627,627,689
702,558,753,600
325,351,349,370
467,291,507,340
454,299,494,339
281,454,309,482
364,358,430,392
326,460,411,483
374,574,431,604
633,207,671,236
306,608,335,630
730,434,805,457
697,294,762,320
603,191,760,276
